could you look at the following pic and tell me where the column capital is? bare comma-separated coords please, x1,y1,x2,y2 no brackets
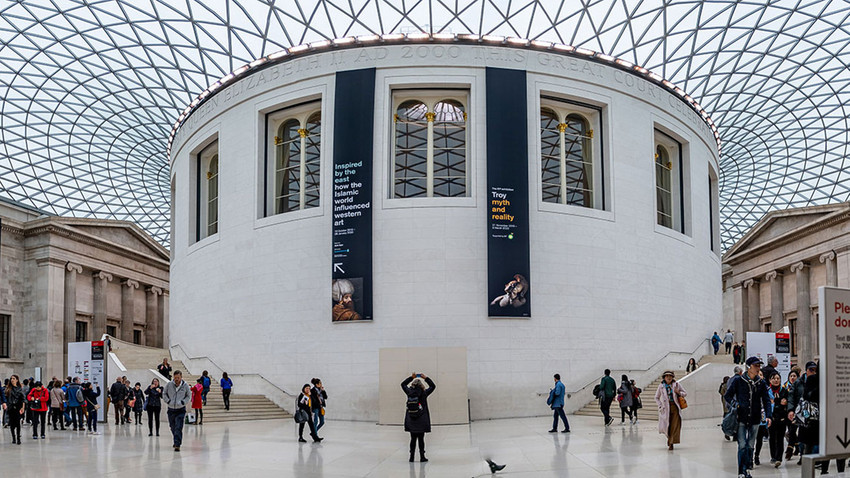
122,279,139,289
93,271,113,282
764,270,781,282
819,251,836,263
65,262,83,274
146,286,163,296
742,278,758,288
790,261,809,273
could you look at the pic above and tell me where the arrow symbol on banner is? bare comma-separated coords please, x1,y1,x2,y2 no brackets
333,263,345,273
838,418,850,449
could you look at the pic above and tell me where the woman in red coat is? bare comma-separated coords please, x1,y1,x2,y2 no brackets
191,378,204,425
26,381,50,439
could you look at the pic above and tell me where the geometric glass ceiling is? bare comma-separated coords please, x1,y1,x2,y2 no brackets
2,1,849,250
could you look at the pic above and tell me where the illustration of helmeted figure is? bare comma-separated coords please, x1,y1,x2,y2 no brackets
490,274,529,308
332,279,362,321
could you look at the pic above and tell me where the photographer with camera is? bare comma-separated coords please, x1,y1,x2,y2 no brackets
402,372,436,463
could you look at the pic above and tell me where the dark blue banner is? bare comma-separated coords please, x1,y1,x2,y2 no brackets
486,68,531,318
331,68,375,322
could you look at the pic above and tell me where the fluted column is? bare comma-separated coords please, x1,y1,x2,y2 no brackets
743,278,760,332
791,261,812,361
735,283,748,338
92,271,113,338
145,286,162,347
159,290,169,348
121,279,139,342
765,270,784,333
63,262,83,346
820,251,837,287
838,247,850,288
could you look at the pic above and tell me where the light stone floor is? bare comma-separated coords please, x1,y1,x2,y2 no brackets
0,414,844,477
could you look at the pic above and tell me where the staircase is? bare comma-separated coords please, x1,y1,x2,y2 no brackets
109,337,291,423
573,370,688,421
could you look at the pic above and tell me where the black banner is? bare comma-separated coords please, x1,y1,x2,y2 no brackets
486,68,531,318
331,68,375,322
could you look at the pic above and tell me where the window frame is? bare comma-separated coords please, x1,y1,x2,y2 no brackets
195,140,219,242
654,129,685,234
75,320,88,343
390,89,469,199
0,314,9,358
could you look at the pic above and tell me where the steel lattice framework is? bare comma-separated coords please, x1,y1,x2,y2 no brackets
1,1,849,249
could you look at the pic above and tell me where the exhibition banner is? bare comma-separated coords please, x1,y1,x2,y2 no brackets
818,286,850,456
67,341,105,421
485,68,531,318
331,68,375,322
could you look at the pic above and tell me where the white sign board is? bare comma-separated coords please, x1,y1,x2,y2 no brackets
818,287,850,456
746,331,791,383
67,341,106,422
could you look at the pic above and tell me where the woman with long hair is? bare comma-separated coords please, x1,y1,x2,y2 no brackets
654,371,687,450
402,373,436,462
49,379,66,431
296,384,322,442
685,358,697,373
5,375,25,444
144,378,164,436
617,374,634,424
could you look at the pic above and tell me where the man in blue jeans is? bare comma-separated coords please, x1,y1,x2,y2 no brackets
163,370,191,452
725,356,772,478
547,373,570,433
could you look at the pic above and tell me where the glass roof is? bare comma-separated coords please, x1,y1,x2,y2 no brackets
1,1,849,249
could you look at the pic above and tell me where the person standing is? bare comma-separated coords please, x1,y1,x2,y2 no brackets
725,356,772,478
220,373,233,411
5,375,25,444
297,384,322,443
617,375,634,425
598,369,616,426
200,371,211,406
685,358,697,374
163,370,191,451
109,376,127,425
761,357,778,383
130,383,145,426
191,378,204,425
402,373,435,462
66,377,84,430
783,368,801,460
547,373,570,433
766,371,789,467
26,381,49,439
144,378,163,436
157,358,172,380
310,378,327,432
123,378,134,424
654,371,687,450
49,380,66,431
82,382,101,435
724,329,734,354
732,343,741,364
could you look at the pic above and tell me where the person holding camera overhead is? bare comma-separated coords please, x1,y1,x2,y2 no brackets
402,372,436,463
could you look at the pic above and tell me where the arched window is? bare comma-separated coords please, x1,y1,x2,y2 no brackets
540,102,599,208
207,154,219,236
266,102,322,216
654,129,687,233
194,140,218,242
393,94,467,198
655,144,673,228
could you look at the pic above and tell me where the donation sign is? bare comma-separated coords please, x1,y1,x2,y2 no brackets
67,340,106,421
819,287,850,455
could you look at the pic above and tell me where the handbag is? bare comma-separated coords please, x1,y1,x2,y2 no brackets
28,398,42,410
678,395,688,410
127,398,136,408
294,409,310,424
794,400,819,427
721,403,738,436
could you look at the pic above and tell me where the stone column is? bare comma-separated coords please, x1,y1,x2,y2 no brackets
35,258,66,378
734,283,748,337
160,290,169,348
743,278,760,332
820,251,837,287
63,263,82,345
791,261,812,361
765,270,784,332
92,271,113,339
120,279,139,342
838,247,850,288
145,286,162,347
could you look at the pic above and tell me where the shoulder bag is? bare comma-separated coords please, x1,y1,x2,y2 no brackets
294,409,310,424
677,384,688,409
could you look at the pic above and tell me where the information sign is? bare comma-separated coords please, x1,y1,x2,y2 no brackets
819,287,850,455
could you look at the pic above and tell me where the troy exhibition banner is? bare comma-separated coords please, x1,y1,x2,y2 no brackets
331,68,375,322
486,68,531,318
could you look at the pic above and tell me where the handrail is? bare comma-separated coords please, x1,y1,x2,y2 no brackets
563,338,710,395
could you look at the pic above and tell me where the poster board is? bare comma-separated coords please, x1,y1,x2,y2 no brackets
67,341,106,422
746,331,791,382
818,287,850,456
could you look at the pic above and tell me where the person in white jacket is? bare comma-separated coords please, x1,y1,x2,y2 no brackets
162,370,191,452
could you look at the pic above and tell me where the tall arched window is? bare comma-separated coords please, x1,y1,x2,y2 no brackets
540,101,600,209
655,144,673,228
654,129,686,234
195,140,218,242
266,101,322,216
393,94,467,198
207,154,219,236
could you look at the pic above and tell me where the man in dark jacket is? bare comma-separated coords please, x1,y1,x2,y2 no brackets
109,376,128,425
599,369,617,426
725,356,772,478
761,356,778,384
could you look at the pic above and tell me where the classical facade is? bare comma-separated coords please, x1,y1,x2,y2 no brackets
0,199,169,380
722,203,850,363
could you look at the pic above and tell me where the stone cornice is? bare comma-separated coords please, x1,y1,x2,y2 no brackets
35,256,67,267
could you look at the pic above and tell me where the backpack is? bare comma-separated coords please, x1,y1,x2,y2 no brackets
406,395,423,418
76,388,84,404
721,402,738,436
592,384,601,398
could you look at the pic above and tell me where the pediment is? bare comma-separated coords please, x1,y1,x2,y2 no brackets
58,220,169,260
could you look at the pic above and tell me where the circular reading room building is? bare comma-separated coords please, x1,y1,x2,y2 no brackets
169,37,722,423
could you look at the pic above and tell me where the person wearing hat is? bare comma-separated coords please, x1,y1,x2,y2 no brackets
654,371,687,450
724,356,772,478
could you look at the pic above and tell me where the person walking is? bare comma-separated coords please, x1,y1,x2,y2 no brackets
630,379,642,424
130,383,145,426
711,331,722,355
724,329,734,354
144,378,163,436
598,369,617,426
108,376,127,425
719,376,730,416
402,373,435,462
617,375,634,425
547,373,570,433
654,371,687,450
766,371,789,467
200,371,211,406
297,384,322,443
783,368,801,460
82,382,101,435
49,380,65,431
310,378,327,432
157,358,172,380
191,378,204,425
26,381,49,439
123,378,134,424
5,375,25,444
725,356,772,478
66,377,84,431
163,370,191,452
220,373,233,411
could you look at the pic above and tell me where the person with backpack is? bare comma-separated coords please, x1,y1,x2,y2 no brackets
725,356,772,478
26,381,49,439
547,373,570,433
711,331,722,355
5,375,25,444
66,377,85,431
82,382,101,435
200,371,211,406
109,376,128,425
296,384,321,443
598,369,617,426
402,373,435,462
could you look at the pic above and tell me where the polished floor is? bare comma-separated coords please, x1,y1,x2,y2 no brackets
0,414,843,477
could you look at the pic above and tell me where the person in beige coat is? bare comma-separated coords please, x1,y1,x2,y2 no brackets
654,371,687,450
